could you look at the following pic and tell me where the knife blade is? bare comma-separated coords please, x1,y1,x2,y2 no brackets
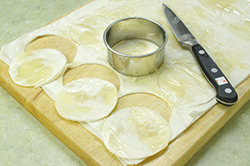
162,3,238,106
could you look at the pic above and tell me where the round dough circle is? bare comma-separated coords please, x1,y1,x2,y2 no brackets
9,49,66,87
102,107,171,159
55,78,118,122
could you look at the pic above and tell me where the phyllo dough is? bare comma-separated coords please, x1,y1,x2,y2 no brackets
9,49,66,87
55,78,118,122
102,107,171,159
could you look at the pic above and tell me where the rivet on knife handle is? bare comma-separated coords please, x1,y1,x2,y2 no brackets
162,3,238,106
192,44,238,105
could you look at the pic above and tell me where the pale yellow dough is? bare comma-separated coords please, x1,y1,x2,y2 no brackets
55,78,118,122
102,107,171,159
9,49,66,87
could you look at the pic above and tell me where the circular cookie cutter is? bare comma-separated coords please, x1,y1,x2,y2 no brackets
103,17,168,77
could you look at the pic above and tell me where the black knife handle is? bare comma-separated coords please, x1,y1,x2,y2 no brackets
191,44,238,105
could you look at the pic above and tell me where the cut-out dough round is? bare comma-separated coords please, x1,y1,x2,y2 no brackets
102,107,171,159
55,78,118,122
9,49,67,87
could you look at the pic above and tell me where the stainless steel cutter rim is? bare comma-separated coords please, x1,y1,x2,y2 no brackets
103,17,168,59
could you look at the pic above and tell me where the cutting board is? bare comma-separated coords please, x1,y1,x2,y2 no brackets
1,1,250,166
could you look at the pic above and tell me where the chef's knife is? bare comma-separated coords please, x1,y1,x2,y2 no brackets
162,4,238,106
